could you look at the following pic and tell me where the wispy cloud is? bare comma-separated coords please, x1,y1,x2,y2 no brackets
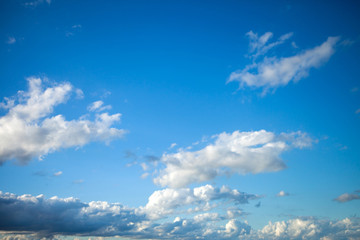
0,77,125,164
154,130,312,188
228,31,340,95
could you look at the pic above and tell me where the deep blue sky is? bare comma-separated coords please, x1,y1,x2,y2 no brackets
0,0,360,239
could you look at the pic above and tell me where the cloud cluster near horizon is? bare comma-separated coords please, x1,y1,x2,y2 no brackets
1,190,359,240
0,77,125,164
153,130,313,188
228,31,339,94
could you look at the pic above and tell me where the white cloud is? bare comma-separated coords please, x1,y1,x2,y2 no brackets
0,77,125,164
246,31,293,59
334,192,360,203
141,184,259,219
258,217,360,240
277,190,289,197
154,130,312,188
228,32,339,94
0,191,359,240
53,171,62,176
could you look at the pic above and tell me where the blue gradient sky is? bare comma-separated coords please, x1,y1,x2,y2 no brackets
0,0,360,239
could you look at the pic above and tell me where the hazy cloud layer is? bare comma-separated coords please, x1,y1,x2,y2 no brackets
1,191,359,240
228,31,339,94
154,130,312,188
0,77,125,164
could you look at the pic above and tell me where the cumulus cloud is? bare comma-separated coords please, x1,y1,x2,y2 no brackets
257,217,360,240
0,191,143,239
141,184,259,219
1,191,359,240
154,130,312,188
334,192,360,203
0,77,125,164
228,31,339,94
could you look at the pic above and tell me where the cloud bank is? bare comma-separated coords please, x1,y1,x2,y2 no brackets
154,130,312,188
228,31,339,94
0,77,125,164
1,191,359,240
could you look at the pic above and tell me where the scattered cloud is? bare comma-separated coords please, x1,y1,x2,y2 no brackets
53,171,62,176
0,77,125,164
334,192,360,203
277,190,290,197
6,37,16,45
0,191,359,240
355,109,360,114
154,130,312,188
228,31,340,95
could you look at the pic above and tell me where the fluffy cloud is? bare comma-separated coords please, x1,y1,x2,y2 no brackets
0,77,125,164
1,191,359,240
257,217,360,240
154,130,312,188
228,31,339,94
334,192,360,203
141,184,259,219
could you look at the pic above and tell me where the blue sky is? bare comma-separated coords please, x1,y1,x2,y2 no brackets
0,0,360,239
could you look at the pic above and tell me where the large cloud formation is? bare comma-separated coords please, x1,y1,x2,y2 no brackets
154,130,312,188
228,31,339,94
1,191,359,240
0,77,125,164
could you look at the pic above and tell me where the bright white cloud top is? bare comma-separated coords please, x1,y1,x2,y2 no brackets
228,32,339,93
154,130,312,188
0,77,125,164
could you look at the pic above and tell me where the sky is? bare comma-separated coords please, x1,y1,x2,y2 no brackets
0,0,360,239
